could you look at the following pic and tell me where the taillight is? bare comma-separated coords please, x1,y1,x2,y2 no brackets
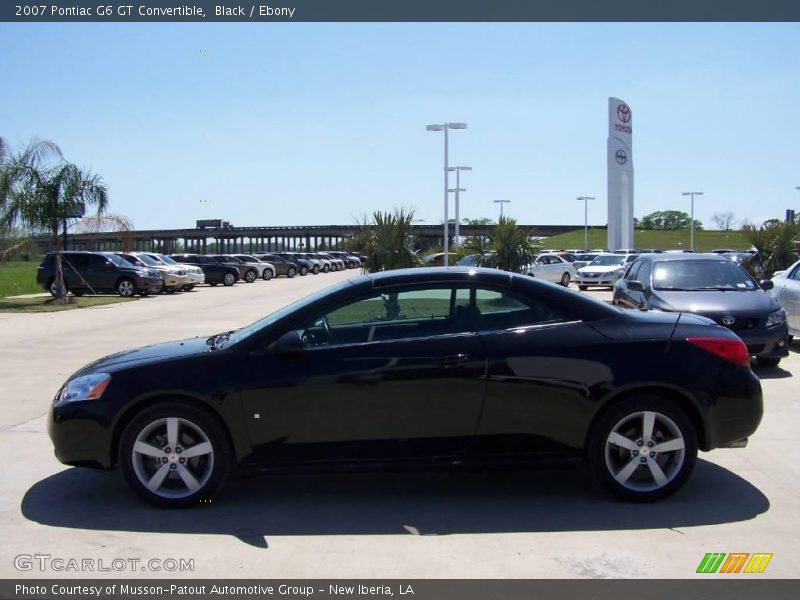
686,337,750,367
36,266,43,272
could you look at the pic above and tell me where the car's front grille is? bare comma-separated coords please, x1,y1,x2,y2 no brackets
713,317,761,331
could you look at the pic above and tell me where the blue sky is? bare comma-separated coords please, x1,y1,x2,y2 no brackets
1,23,798,231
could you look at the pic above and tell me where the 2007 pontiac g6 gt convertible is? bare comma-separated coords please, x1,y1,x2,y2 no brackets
49,268,763,507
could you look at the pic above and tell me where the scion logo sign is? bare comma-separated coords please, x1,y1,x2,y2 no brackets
696,552,773,574
615,149,628,165
617,103,631,123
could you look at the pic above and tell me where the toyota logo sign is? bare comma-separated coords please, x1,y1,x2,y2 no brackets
617,103,631,123
722,315,736,326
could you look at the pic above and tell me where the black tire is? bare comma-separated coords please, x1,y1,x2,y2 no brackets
587,395,697,502
222,272,236,287
116,278,137,298
244,269,258,283
209,281,218,287
578,285,588,291
560,272,571,287
119,401,234,508
140,291,149,297
300,266,308,276
322,264,330,273
286,267,297,278
756,356,781,368
262,269,273,281
47,278,68,297
182,285,195,292
312,265,320,275
165,288,176,294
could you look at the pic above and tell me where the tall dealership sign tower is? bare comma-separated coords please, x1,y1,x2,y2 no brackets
607,97,634,250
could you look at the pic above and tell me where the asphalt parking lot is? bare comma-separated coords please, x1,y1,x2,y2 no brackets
0,273,798,579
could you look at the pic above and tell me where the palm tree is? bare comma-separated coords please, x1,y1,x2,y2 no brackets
348,207,420,273
462,216,540,272
741,221,800,278
1,139,109,301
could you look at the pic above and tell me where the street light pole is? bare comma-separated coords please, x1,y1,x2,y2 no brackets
448,166,471,248
576,196,595,250
494,199,511,220
682,191,704,252
427,122,467,266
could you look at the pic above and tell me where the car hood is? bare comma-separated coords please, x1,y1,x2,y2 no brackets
651,289,779,314
74,337,214,376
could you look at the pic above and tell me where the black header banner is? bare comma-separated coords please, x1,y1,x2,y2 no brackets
2,0,800,22
2,580,800,600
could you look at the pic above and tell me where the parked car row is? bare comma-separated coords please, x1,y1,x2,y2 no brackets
36,250,365,297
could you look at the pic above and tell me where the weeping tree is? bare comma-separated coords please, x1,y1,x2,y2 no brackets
741,221,800,278
462,216,540,273
348,207,420,273
0,138,109,301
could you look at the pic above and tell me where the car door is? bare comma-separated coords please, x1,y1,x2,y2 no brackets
60,253,87,291
470,286,612,455
779,266,800,333
240,285,487,464
616,259,644,308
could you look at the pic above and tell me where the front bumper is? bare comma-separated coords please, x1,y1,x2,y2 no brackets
48,398,114,469
576,272,620,287
137,277,163,293
736,324,790,358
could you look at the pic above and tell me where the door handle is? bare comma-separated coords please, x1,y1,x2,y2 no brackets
442,353,470,365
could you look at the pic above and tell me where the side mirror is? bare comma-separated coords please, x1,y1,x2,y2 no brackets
270,330,304,354
760,280,774,291
627,280,644,292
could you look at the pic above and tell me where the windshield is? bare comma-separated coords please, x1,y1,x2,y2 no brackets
226,279,357,346
132,254,158,266
652,259,758,291
157,255,178,265
589,255,626,267
105,253,135,268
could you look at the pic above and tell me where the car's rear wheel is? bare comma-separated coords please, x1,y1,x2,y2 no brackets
262,269,273,281
223,272,236,287
48,278,68,297
244,269,258,283
286,267,297,278
560,272,570,287
119,402,233,508
116,278,137,297
587,395,697,502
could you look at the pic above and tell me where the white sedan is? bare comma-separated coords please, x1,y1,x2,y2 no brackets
770,259,800,339
522,254,576,286
576,253,637,290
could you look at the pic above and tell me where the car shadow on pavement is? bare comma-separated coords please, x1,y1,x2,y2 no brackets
752,366,792,379
21,459,769,547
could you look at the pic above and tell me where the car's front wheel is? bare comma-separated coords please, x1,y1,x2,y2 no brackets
299,266,308,276
286,267,297,278
116,278,137,297
587,395,697,502
262,269,273,281
119,402,233,508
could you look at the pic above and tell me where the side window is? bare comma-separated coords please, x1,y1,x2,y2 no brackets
536,256,548,264
301,286,468,347
638,261,652,286
474,288,566,331
790,265,800,281
88,255,110,269
64,254,89,269
625,260,642,281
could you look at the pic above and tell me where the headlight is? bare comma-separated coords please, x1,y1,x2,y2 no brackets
766,309,787,328
56,373,111,405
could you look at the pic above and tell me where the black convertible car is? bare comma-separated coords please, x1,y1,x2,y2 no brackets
49,268,763,507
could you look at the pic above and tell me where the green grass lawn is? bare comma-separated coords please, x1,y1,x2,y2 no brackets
0,260,44,297
541,228,749,253
0,295,136,313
